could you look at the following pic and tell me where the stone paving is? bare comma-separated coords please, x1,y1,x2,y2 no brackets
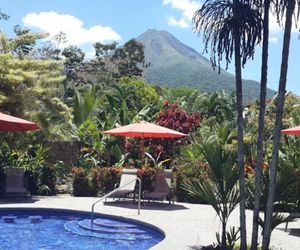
0,195,299,250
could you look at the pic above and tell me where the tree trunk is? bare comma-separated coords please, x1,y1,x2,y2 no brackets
222,219,227,250
233,1,246,249
251,1,270,249
262,1,295,249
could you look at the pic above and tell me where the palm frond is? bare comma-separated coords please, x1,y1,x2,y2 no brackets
258,212,295,233
193,0,262,71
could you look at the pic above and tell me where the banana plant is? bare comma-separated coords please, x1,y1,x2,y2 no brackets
114,153,129,168
73,84,97,127
145,152,170,169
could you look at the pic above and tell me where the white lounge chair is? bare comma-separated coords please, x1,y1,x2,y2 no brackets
110,168,138,200
143,169,174,204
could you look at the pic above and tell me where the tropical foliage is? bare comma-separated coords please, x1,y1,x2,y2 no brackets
1,5,300,250
184,135,239,249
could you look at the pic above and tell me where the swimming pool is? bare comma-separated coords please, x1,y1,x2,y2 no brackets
0,208,164,249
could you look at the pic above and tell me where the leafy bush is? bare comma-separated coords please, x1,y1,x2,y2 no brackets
24,170,39,195
72,167,91,196
25,165,57,196
0,145,9,196
90,167,157,196
77,147,102,170
0,144,57,196
11,145,57,196
87,166,157,197
148,101,200,160
245,158,300,213
137,167,156,192
90,167,121,196
38,165,57,195
174,162,208,203
0,167,5,196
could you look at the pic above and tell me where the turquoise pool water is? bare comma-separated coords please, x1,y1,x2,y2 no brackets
0,209,164,249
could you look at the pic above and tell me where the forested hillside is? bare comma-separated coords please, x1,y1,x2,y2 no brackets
137,29,275,101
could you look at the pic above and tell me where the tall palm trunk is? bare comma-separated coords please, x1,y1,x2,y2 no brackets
251,1,270,249
222,219,227,250
233,1,246,249
234,41,247,250
221,203,229,249
262,0,295,249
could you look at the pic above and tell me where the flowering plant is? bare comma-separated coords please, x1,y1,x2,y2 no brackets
147,101,200,160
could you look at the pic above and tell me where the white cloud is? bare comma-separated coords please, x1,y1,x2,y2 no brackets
22,11,121,47
269,36,278,43
163,0,201,28
164,2,299,32
167,16,190,28
163,0,201,19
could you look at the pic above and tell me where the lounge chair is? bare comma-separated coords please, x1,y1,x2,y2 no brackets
110,168,138,200
5,167,29,197
143,169,174,204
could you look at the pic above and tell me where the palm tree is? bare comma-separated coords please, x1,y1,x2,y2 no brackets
193,1,262,248
262,0,298,249
184,136,239,249
251,1,270,249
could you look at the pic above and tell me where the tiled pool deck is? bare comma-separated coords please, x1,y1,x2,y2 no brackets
0,195,299,249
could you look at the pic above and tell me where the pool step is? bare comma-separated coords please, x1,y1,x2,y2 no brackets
64,220,151,241
28,216,42,224
79,219,145,234
92,218,138,229
2,216,17,223
2,215,43,224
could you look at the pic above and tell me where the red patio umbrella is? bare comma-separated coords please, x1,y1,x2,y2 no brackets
102,121,187,165
281,125,300,135
0,112,39,132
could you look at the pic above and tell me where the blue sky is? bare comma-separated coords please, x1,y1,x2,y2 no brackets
1,0,300,95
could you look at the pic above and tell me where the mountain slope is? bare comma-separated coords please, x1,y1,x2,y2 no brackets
137,29,275,100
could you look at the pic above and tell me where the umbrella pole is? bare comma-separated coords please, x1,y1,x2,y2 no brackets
141,137,144,167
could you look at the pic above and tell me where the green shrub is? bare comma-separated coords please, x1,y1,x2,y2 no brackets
24,170,39,195
137,167,156,192
77,147,102,170
0,144,11,196
74,166,174,197
174,163,208,203
72,167,91,196
89,166,157,196
0,167,5,196
38,165,57,195
91,167,121,196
